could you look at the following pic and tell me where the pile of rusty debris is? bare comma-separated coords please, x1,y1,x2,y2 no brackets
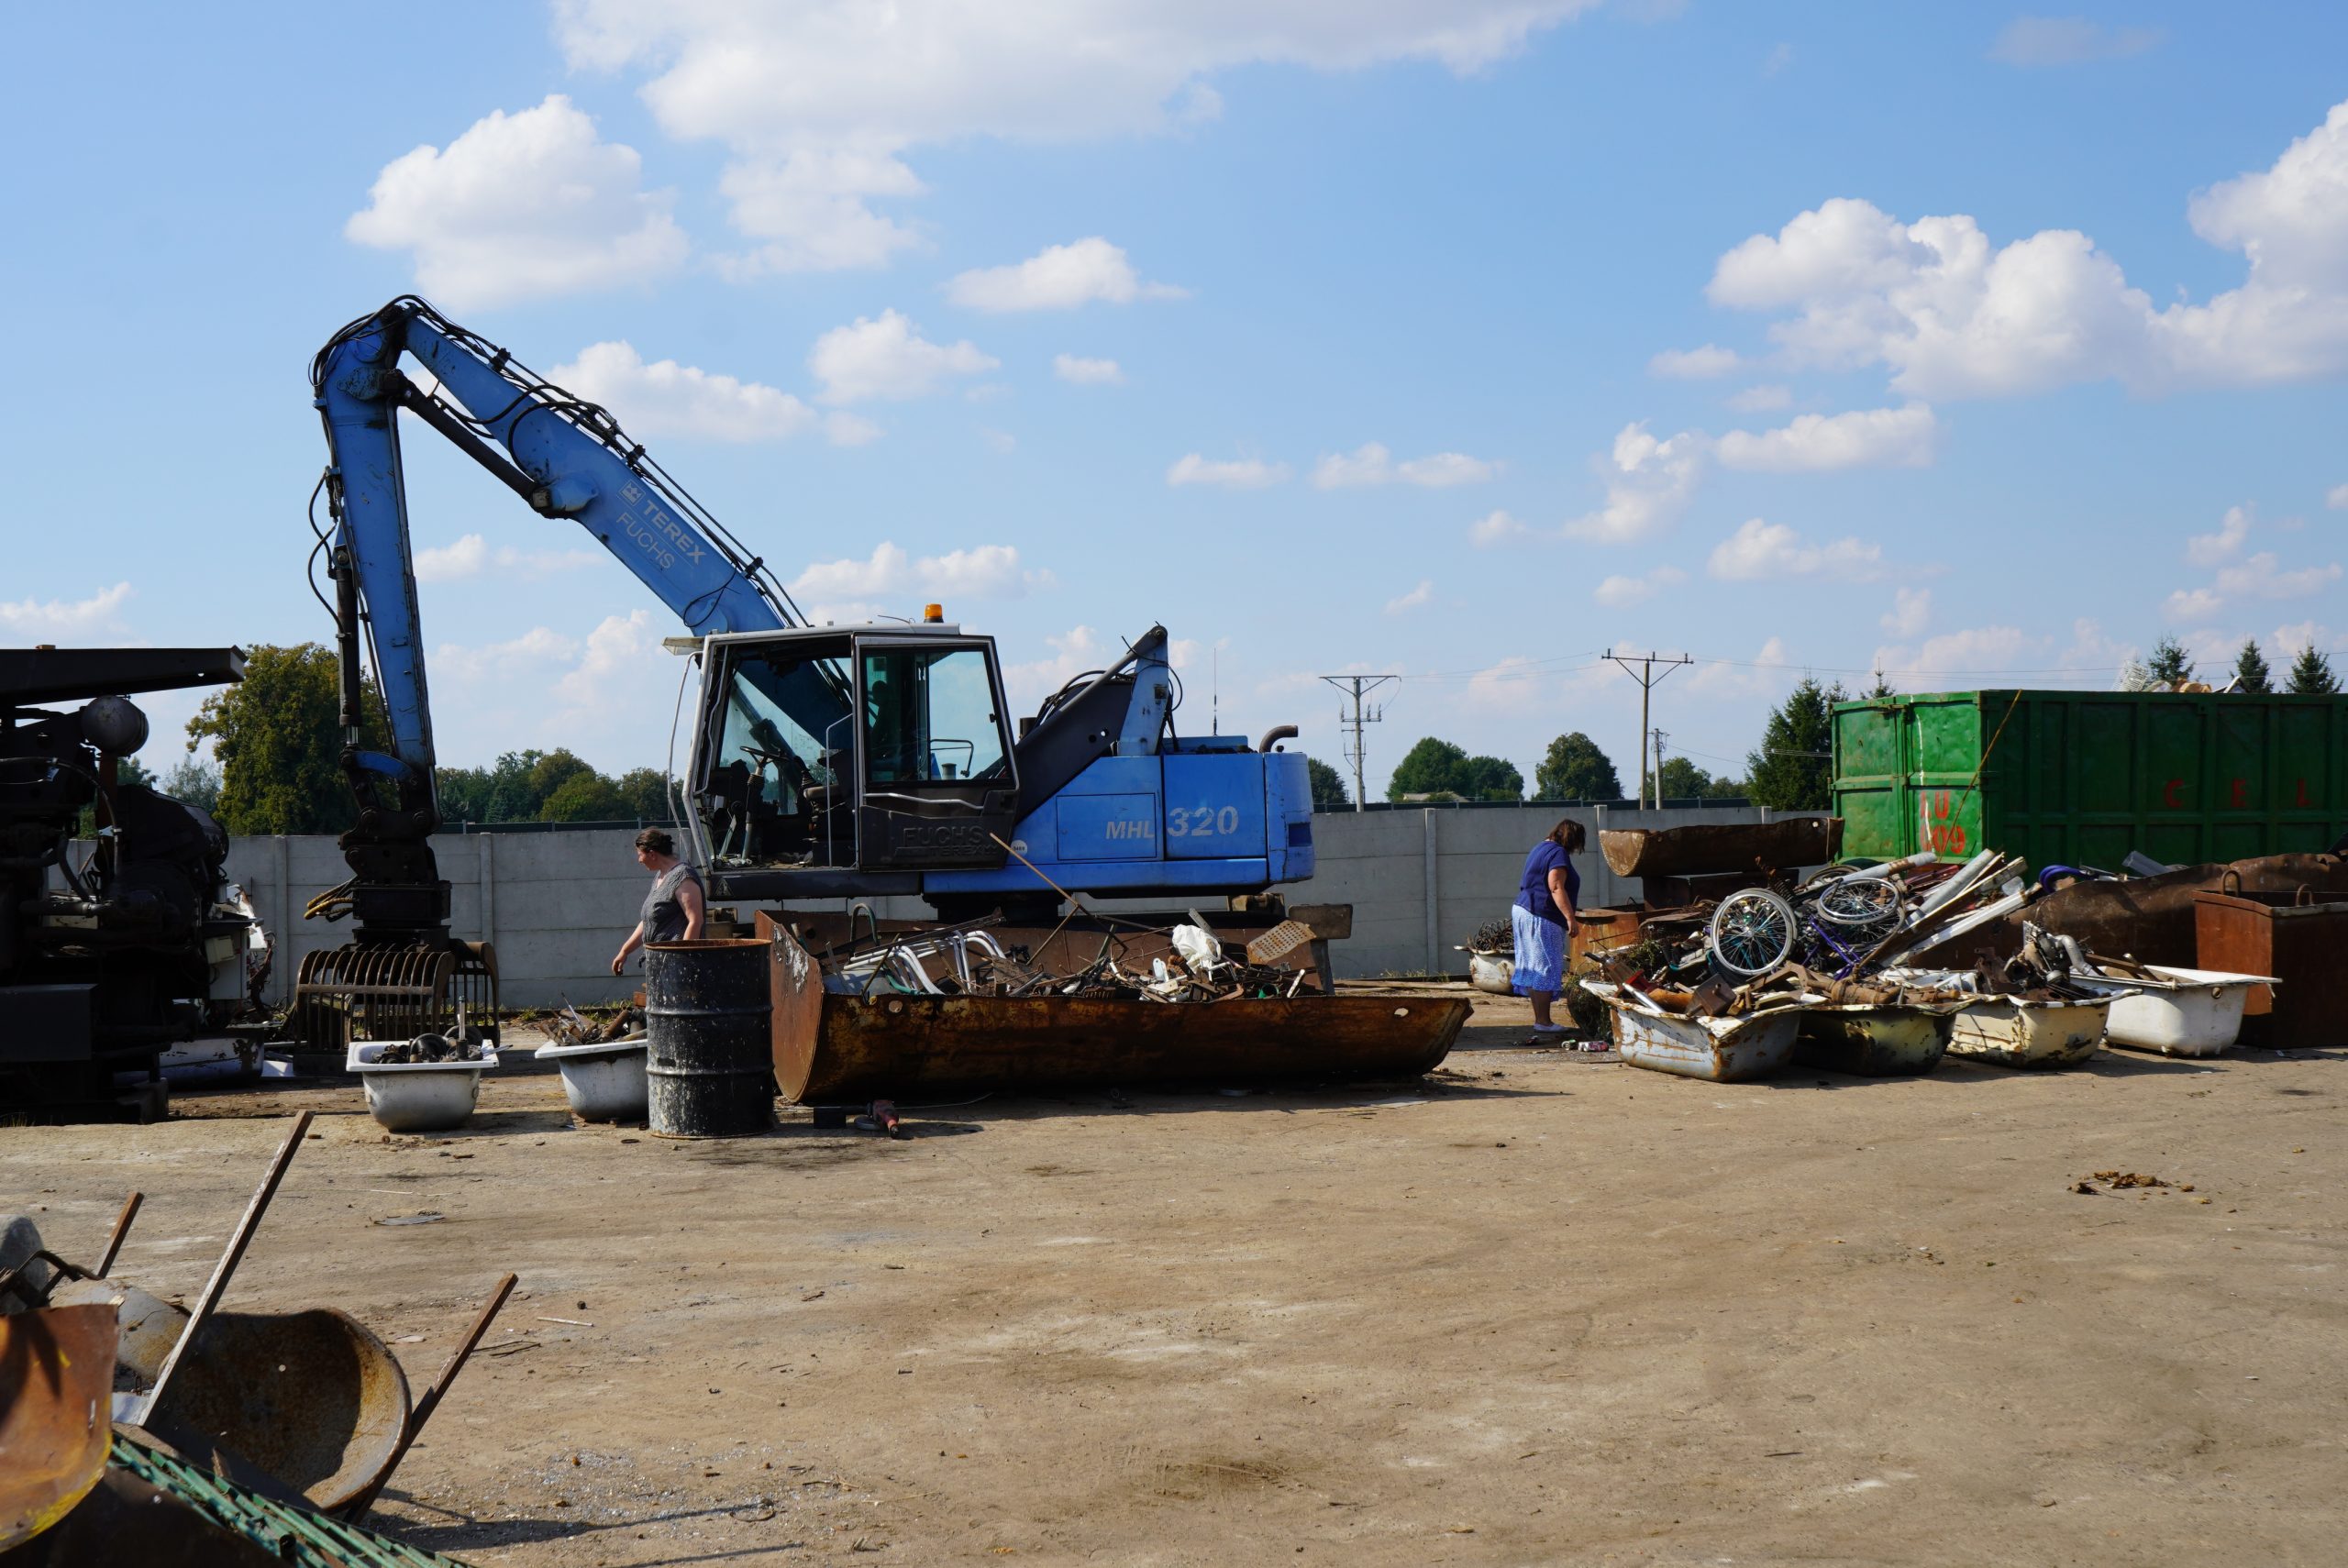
816,912,1322,1004
0,1114,507,1565
1562,824,2332,1082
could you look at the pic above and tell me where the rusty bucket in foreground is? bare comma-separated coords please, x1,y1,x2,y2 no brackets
757,917,1468,1104
145,1308,413,1513
0,1304,116,1551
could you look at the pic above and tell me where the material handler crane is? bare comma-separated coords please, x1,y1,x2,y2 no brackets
298,298,1312,1040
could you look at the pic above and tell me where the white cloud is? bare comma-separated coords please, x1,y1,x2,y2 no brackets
345,95,686,308
1714,403,1936,471
791,542,1048,605
1311,442,1496,489
2214,552,2343,601
1053,353,1125,386
1685,636,1789,699
554,610,661,713
2184,503,2252,567
2271,620,2336,657
556,4,1600,272
2328,483,2348,510
1592,565,1687,607
1003,625,1115,704
1989,17,2163,67
1469,509,1530,547
1707,518,1888,582
1648,344,1742,379
1563,423,1710,544
1383,580,1434,614
1880,586,1932,637
552,340,837,443
1763,41,1794,75
414,534,602,584
1706,100,2348,397
1726,383,1792,412
2165,588,2225,622
0,581,133,638
1871,618,2137,690
980,428,1017,455
947,237,1184,311
1166,453,1290,489
433,625,581,681
823,412,884,446
808,310,998,403
714,149,926,275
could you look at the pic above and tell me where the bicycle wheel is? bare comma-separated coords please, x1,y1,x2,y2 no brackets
1816,877,1900,929
1707,889,1798,978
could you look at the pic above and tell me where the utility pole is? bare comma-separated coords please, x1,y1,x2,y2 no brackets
1651,727,1668,805
1318,674,1397,812
1603,648,1691,809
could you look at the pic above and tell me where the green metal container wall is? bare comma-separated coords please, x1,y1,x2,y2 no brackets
1831,690,2348,867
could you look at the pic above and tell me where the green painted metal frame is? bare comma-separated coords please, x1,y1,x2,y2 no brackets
1833,690,2348,867
109,1432,472,1568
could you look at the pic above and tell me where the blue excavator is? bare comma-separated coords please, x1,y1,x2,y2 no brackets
296,297,1313,1039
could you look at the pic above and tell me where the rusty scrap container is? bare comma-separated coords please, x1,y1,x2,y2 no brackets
2193,884,2348,1049
758,916,1465,1103
645,940,775,1137
1833,690,2348,867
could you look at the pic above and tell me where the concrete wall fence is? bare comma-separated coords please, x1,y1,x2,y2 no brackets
227,804,1790,1009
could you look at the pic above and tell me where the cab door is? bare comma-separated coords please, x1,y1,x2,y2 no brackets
851,636,1020,870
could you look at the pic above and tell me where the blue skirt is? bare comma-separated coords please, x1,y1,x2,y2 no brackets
1510,903,1566,995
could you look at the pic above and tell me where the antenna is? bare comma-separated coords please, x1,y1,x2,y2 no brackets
1317,674,1398,812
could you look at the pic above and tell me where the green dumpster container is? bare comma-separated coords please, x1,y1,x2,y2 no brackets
1832,690,2348,867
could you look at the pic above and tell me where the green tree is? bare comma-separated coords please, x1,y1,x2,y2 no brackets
435,765,495,824
2232,639,2274,693
1864,672,1896,699
2287,644,2341,695
1533,733,1623,801
1460,755,1523,802
1388,737,1470,801
1386,737,1521,801
615,767,674,822
185,643,380,834
2145,635,2195,690
161,755,221,813
1744,677,1844,812
1655,755,1713,801
538,770,629,822
1306,756,1350,811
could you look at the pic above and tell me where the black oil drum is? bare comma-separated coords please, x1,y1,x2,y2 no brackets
645,939,775,1138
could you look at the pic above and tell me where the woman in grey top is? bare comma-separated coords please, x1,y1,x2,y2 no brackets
610,826,706,975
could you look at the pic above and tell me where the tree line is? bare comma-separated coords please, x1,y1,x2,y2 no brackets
158,643,672,835
1306,678,1839,812
2134,635,2339,695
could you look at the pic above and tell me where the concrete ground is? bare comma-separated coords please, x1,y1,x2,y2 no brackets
6,984,2342,1567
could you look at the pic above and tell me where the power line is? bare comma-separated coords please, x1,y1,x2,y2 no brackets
1318,674,1397,812
1604,648,1690,809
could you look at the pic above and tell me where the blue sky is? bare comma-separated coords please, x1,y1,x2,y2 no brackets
6,3,2345,797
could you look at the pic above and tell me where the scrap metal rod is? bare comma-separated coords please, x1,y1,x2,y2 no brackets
93,1190,142,1277
341,1271,518,1522
133,1111,312,1424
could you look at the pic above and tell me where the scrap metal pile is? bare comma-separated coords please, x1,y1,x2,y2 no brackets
1590,847,2044,1016
822,913,1320,1003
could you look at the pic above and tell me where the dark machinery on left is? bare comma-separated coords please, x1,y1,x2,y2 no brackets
0,646,263,1122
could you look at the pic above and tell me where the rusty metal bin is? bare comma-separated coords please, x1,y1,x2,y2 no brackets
2194,878,2348,1049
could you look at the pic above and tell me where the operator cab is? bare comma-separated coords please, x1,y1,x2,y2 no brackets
684,624,1021,897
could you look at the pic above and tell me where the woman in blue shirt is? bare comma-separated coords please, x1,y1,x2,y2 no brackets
1509,817,1585,1040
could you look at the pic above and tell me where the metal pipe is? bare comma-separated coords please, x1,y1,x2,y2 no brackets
1256,723,1298,753
93,1191,142,1277
131,1111,313,1425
